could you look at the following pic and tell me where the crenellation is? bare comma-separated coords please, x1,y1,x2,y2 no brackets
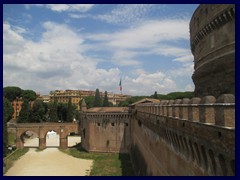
215,94,235,127
199,96,216,124
188,97,201,121
173,99,181,118
180,98,190,120
135,94,234,130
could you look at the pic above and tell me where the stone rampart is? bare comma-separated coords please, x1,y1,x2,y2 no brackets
80,112,131,153
130,94,235,175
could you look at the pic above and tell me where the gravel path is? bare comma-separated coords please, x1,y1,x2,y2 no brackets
5,148,93,176
5,136,93,176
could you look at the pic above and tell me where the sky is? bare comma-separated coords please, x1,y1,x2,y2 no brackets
3,4,199,96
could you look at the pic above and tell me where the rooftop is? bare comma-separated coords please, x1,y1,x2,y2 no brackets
86,107,129,113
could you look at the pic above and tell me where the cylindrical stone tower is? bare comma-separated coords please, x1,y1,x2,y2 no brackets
190,4,235,97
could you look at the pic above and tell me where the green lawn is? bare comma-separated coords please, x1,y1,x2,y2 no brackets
62,144,135,176
8,132,16,146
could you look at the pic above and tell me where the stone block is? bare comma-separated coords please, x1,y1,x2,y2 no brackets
215,94,235,127
189,97,201,122
199,96,216,124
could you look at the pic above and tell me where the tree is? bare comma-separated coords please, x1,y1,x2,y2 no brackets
3,97,14,156
3,86,22,101
66,98,74,122
93,88,102,107
48,102,58,122
29,100,46,123
153,91,158,99
57,103,67,122
22,90,37,101
103,91,109,107
18,100,31,123
84,96,95,109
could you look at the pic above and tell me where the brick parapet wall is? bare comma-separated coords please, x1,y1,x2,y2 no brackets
135,94,235,128
131,94,235,175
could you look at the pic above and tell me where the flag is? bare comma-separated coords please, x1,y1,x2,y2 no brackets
119,79,122,91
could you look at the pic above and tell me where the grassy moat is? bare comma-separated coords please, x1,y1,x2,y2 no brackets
62,144,135,176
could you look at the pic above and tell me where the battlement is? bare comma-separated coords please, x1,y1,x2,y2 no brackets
135,94,235,128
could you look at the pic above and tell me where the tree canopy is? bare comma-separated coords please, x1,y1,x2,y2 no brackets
17,100,31,123
22,90,37,101
3,86,37,102
29,100,46,123
151,91,194,100
3,86,22,101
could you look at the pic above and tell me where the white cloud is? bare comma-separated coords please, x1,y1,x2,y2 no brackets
97,4,157,24
25,4,94,13
87,19,189,49
122,72,177,95
169,63,194,77
3,23,26,54
68,13,89,19
3,21,120,94
3,15,194,96
173,54,193,62
86,19,191,69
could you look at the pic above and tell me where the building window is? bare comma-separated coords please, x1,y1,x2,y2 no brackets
125,123,128,126
97,123,100,126
111,123,115,126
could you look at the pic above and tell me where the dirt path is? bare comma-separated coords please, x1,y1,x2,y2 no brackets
5,148,93,176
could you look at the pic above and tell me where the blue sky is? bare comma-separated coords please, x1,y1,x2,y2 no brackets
3,4,199,96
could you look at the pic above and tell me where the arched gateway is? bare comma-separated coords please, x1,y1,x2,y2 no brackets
15,123,79,149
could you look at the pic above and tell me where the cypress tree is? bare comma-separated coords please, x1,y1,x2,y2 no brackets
93,88,101,107
67,97,73,122
153,91,158,99
103,91,109,107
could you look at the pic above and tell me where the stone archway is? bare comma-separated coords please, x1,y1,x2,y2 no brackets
21,130,39,147
16,128,39,149
46,130,60,147
15,123,79,149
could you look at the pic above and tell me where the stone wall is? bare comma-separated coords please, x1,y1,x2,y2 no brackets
15,123,78,149
80,112,131,153
190,4,235,97
129,94,235,175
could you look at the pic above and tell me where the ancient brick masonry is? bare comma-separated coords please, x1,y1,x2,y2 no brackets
190,4,235,97
15,123,78,149
79,107,131,153
132,94,235,175
79,94,235,175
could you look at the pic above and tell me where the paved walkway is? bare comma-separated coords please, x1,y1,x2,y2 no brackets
5,136,92,176
5,148,93,176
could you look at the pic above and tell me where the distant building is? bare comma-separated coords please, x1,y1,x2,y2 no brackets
49,90,81,110
129,98,160,109
12,97,23,119
49,89,131,108
108,93,131,105
38,95,50,103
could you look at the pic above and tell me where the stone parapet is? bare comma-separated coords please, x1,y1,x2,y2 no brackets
135,94,235,128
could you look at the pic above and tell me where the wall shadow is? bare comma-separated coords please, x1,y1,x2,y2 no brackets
119,153,135,176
